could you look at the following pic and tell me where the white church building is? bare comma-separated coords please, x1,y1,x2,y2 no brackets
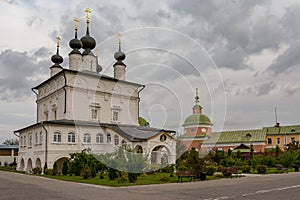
14,9,176,173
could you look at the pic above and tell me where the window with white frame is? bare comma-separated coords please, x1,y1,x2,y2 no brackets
121,140,127,148
53,132,61,142
29,134,32,147
91,109,98,119
277,138,280,145
35,133,38,144
267,138,272,145
96,134,103,143
68,132,75,143
114,135,119,145
113,111,119,122
107,133,111,143
291,137,295,143
39,131,43,144
83,133,91,143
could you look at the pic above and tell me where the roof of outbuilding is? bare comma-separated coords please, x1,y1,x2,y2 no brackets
14,120,175,142
262,125,300,135
0,145,18,149
203,129,265,145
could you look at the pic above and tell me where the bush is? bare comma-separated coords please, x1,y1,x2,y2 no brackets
62,161,69,176
158,175,169,182
128,172,139,183
99,171,104,179
52,162,58,176
241,165,251,173
256,165,268,174
44,169,53,175
108,168,118,180
4,162,8,167
206,166,216,176
32,167,42,175
81,168,91,179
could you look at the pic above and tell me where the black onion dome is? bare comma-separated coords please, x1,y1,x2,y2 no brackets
114,50,125,61
51,54,63,65
69,38,82,50
80,27,96,55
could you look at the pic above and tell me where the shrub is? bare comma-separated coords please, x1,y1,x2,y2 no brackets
158,175,169,182
256,165,268,174
4,162,8,167
206,166,216,176
128,172,139,183
99,171,104,179
32,167,42,175
62,161,69,175
52,162,58,176
44,169,53,175
108,167,117,180
241,165,251,173
81,168,91,179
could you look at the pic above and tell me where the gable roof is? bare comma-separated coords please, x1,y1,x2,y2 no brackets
203,129,265,145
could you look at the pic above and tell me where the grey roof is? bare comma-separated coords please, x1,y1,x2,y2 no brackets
0,145,18,149
14,120,175,142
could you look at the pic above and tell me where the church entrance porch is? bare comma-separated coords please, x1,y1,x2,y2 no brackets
150,145,171,166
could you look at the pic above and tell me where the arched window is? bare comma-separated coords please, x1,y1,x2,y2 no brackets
39,131,43,144
53,132,61,142
24,136,26,147
114,135,119,145
96,134,103,143
68,132,75,143
83,133,91,143
35,133,38,144
29,134,32,147
121,140,127,148
20,136,23,147
107,133,111,143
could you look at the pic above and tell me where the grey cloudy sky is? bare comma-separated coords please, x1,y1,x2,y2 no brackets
0,0,300,143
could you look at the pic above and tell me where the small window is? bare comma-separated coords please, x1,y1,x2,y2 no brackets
83,133,91,143
53,110,57,120
267,138,272,145
20,136,23,147
45,112,48,121
121,140,127,148
291,137,295,143
35,133,38,144
113,111,118,122
54,132,61,142
114,135,119,145
291,129,296,132
68,132,75,143
277,138,280,145
96,134,103,143
39,131,43,144
91,109,98,119
29,134,32,147
191,128,195,133
107,133,111,143
24,136,26,147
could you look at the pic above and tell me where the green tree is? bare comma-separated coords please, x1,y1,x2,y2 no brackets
62,161,69,175
52,162,58,175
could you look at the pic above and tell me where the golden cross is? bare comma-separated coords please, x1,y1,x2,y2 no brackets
118,33,121,45
74,18,79,31
56,36,61,47
85,8,91,23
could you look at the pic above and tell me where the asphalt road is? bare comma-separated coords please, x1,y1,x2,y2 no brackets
0,171,300,200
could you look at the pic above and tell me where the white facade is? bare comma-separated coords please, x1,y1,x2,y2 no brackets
14,18,176,173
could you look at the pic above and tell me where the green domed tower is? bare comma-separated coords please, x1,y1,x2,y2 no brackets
182,88,212,150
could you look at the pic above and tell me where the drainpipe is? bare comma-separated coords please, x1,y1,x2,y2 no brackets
137,85,145,124
31,88,38,122
41,122,48,171
62,71,67,114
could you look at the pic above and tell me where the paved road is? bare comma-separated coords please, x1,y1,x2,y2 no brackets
0,171,300,200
